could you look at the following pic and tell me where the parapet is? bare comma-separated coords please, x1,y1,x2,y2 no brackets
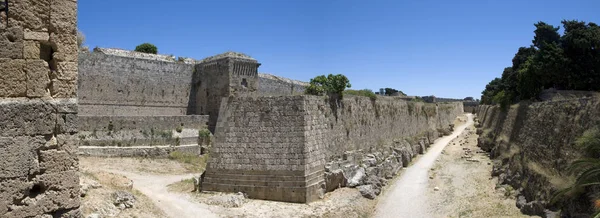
199,51,257,63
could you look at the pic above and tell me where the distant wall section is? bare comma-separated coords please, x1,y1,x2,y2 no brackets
78,52,194,116
258,73,307,96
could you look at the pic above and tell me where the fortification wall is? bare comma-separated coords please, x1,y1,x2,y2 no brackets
475,96,600,216
78,52,194,116
203,95,463,203
77,115,209,156
258,73,307,96
0,0,81,217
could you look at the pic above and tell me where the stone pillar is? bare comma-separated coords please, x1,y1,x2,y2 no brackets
0,0,81,217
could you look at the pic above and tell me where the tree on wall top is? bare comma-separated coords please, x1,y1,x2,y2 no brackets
135,43,158,54
305,74,351,98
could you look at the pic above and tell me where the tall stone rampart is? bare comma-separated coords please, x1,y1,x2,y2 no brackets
203,95,463,203
0,0,81,217
475,94,600,216
78,52,195,116
258,73,307,96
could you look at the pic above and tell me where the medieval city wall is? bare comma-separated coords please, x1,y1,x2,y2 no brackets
0,0,81,217
78,52,195,116
258,73,307,96
203,95,463,203
475,94,600,216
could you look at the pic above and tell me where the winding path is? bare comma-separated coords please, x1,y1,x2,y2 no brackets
106,170,219,218
373,114,474,218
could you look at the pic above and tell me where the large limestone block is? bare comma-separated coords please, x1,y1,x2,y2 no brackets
54,61,77,80
0,136,45,179
7,0,50,31
0,99,56,136
50,33,77,62
38,150,78,173
49,0,77,33
23,40,41,59
25,59,51,97
0,59,27,96
0,27,24,59
50,79,77,98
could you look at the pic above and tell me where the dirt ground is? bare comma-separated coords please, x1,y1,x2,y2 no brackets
79,157,376,218
426,115,538,218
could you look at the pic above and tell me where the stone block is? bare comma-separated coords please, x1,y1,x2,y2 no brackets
7,0,50,31
0,99,56,136
23,40,41,59
55,134,78,153
38,150,78,173
56,114,78,134
25,60,51,97
49,33,77,62
0,59,27,97
50,79,77,98
0,26,24,59
49,0,77,33
54,62,77,80
50,98,78,113
0,136,45,179
24,30,49,41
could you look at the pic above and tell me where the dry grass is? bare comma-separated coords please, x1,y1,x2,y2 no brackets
527,162,573,190
167,151,209,173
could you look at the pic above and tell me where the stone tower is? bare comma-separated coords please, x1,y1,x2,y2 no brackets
191,52,260,131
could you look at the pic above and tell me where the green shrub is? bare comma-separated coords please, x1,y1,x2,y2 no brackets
305,74,351,98
134,43,158,54
343,89,377,100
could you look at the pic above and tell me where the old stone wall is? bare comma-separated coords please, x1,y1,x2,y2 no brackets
0,0,81,217
258,73,307,96
78,52,194,116
475,96,600,217
203,95,463,203
77,115,209,156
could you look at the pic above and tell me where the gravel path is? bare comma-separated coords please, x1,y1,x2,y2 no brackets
105,169,219,218
373,114,473,218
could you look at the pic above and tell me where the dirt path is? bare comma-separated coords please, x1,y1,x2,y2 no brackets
105,170,218,218
373,114,474,218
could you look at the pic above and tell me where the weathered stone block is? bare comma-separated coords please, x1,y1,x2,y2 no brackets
24,30,49,41
56,114,78,133
50,98,78,113
0,99,56,136
54,62,77,80
23,40,41,59
49,33,77,62
0,136,45,179
39,150,78,173
0,59,27,97
7,0,50,31
50,79,77,98
49,0,77,33
25,60,51,97
55,134,79,154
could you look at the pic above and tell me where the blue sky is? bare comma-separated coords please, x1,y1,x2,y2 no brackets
78,0,600,99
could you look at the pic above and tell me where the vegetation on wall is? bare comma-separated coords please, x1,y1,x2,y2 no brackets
481,20,600,106
553,126,600,217
383,88,406,96
343,89,377,100
305,74,351,98
135,43,158,54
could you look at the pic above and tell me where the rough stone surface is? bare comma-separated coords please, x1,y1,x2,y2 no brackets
203,95,463,203
476,94,600,217
112,191,136,209
358,185,377,200
0,1,81,217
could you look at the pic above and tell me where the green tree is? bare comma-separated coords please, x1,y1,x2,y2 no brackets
532,22,561,49
135,43,158,54
305,74,351,98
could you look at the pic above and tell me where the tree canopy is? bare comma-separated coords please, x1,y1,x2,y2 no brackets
134,43,158,54
481,20,600,106
305,74,351,98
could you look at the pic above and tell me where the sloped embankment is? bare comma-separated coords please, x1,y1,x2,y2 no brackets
476,96,600,217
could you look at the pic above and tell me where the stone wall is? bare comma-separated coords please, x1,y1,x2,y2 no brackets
78,52,195,116
203,95,463,203
77,115,209,156
0,0,81,217
258,73,307,96
475,95,600,217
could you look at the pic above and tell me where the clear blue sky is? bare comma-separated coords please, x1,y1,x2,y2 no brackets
78,0,600,99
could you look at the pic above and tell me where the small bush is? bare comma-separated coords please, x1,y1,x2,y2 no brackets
134,43,158,54
343,89,377,100
175,124,183,133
